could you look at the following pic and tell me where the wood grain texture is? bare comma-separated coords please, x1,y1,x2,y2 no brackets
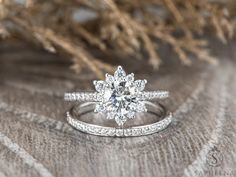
0,40,235,177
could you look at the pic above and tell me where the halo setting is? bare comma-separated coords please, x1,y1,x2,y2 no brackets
93,66,147,126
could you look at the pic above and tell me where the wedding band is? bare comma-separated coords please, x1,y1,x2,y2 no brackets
66,102,172,137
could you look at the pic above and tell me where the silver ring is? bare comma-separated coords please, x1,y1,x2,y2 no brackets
66,101,172,137
64,66,173,137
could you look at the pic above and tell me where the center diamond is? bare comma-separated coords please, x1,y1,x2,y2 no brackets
93,66,147,126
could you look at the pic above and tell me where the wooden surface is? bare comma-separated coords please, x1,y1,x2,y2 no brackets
0,40,235,177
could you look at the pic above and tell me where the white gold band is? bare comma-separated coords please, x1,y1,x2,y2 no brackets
67,102,172,137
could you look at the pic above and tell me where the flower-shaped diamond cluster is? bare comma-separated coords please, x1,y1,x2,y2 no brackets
93,66,147,126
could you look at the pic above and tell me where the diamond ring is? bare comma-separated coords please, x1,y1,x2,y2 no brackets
64,66,172,137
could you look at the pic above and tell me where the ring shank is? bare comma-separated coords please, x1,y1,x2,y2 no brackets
67,101,172,137
64,91,169,102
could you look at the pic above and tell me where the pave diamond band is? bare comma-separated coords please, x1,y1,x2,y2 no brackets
67,102,172,137
64,91,169,102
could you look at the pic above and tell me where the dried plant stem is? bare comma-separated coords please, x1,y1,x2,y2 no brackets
11,17,112,78
0,0,235,76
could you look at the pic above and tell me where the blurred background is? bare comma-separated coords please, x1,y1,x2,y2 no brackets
0,1,236,177
1,0,236,77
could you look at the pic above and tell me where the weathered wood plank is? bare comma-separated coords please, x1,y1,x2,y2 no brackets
0,41,235,177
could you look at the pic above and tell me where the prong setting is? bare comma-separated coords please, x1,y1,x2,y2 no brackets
94,66,148,126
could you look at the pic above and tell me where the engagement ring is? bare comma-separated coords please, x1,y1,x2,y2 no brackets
64,66,172,137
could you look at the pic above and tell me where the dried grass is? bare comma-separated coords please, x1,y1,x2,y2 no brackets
0,0,235,77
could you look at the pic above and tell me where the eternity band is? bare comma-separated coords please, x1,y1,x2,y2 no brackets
67,102,172,137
